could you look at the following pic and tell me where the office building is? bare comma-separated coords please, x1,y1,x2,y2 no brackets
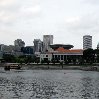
0,44,3,59
33,39,43,53
0,44,15,55
21,46,34,55
0,44,4,51
14,39,25,47
43,35,53,52
83,35,92,50
14,39,25,52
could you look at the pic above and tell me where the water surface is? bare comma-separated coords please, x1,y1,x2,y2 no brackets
0,67,99,99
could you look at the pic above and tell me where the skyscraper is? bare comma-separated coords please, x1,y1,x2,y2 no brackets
14,39,25,48
14,39,25,52
83,35,92,50
33,39,43,53
43,35,53,52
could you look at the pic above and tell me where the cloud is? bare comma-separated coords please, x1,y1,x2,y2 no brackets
55,12,99,48
0,0,99,48
0,0,16,6
0,29,21,45
0,11,15,23
64,13,99,35
65,16,80,24
0,0,42,24
83,0,99,5
19,5,41,18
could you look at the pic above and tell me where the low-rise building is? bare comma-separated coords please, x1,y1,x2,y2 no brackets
40,47,83,63
21,46,34,55
40,52,52,62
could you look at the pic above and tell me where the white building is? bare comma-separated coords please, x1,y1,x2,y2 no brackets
83,35,92,50
40,47,83,63
43,35,53,52
40,52,52,62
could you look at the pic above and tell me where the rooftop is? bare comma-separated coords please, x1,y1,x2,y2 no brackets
41,47,83,54
50,44,74,50
55,47,83,53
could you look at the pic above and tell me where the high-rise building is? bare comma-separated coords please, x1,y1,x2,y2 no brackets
43,35,53,52
14,39,25,51
0,44,3,58
97,42,99,49
0,44,4,51
14,39,25,47
33,39,43,53
0,44,15,55
83,35,92,50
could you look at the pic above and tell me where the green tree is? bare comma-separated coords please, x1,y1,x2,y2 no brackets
3,54,16,63
94,49,99,63
60,61,63,68
51,58,56,64
35,57,40,64
83,48,95,64
64,59,69,65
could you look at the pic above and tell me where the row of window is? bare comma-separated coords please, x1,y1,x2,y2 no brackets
53,55,82,60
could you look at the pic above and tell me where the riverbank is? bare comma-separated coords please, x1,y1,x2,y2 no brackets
23,64,99,71
0,63,99,71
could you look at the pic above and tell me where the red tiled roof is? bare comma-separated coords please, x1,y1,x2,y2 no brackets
55,47,83,53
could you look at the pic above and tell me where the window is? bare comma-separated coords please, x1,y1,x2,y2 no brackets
61,55,63,60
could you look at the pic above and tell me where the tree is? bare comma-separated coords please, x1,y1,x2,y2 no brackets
51,58,56,64
94,49,99,63
64,59,69,65
35,57,40,64
60,61,63,69
83,48,95,64
3,54,16,63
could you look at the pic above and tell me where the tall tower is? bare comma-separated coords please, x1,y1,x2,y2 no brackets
43,35,53,52
14,39,25,48
14,39,25,51
33,39,43,53
83,35,92,50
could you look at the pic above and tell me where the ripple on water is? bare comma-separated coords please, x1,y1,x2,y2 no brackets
0,70,99,99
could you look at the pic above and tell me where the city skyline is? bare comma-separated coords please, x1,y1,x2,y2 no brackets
0,0,99,49
0,34,93,50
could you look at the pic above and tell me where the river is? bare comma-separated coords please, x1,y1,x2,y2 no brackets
0,67,99,99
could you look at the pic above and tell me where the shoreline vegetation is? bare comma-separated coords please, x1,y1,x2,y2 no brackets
0,63,99,71
1,48,99,71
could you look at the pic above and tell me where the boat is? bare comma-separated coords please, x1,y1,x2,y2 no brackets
4,64,22,70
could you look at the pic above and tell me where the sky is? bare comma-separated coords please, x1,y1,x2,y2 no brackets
0,0,99,49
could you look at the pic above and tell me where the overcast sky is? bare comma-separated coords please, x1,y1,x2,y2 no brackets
0,0,99,49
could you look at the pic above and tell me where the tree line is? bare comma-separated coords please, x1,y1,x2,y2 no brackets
1,48,99,65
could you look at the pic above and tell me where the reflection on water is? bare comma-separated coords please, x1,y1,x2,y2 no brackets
0,67,99,99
